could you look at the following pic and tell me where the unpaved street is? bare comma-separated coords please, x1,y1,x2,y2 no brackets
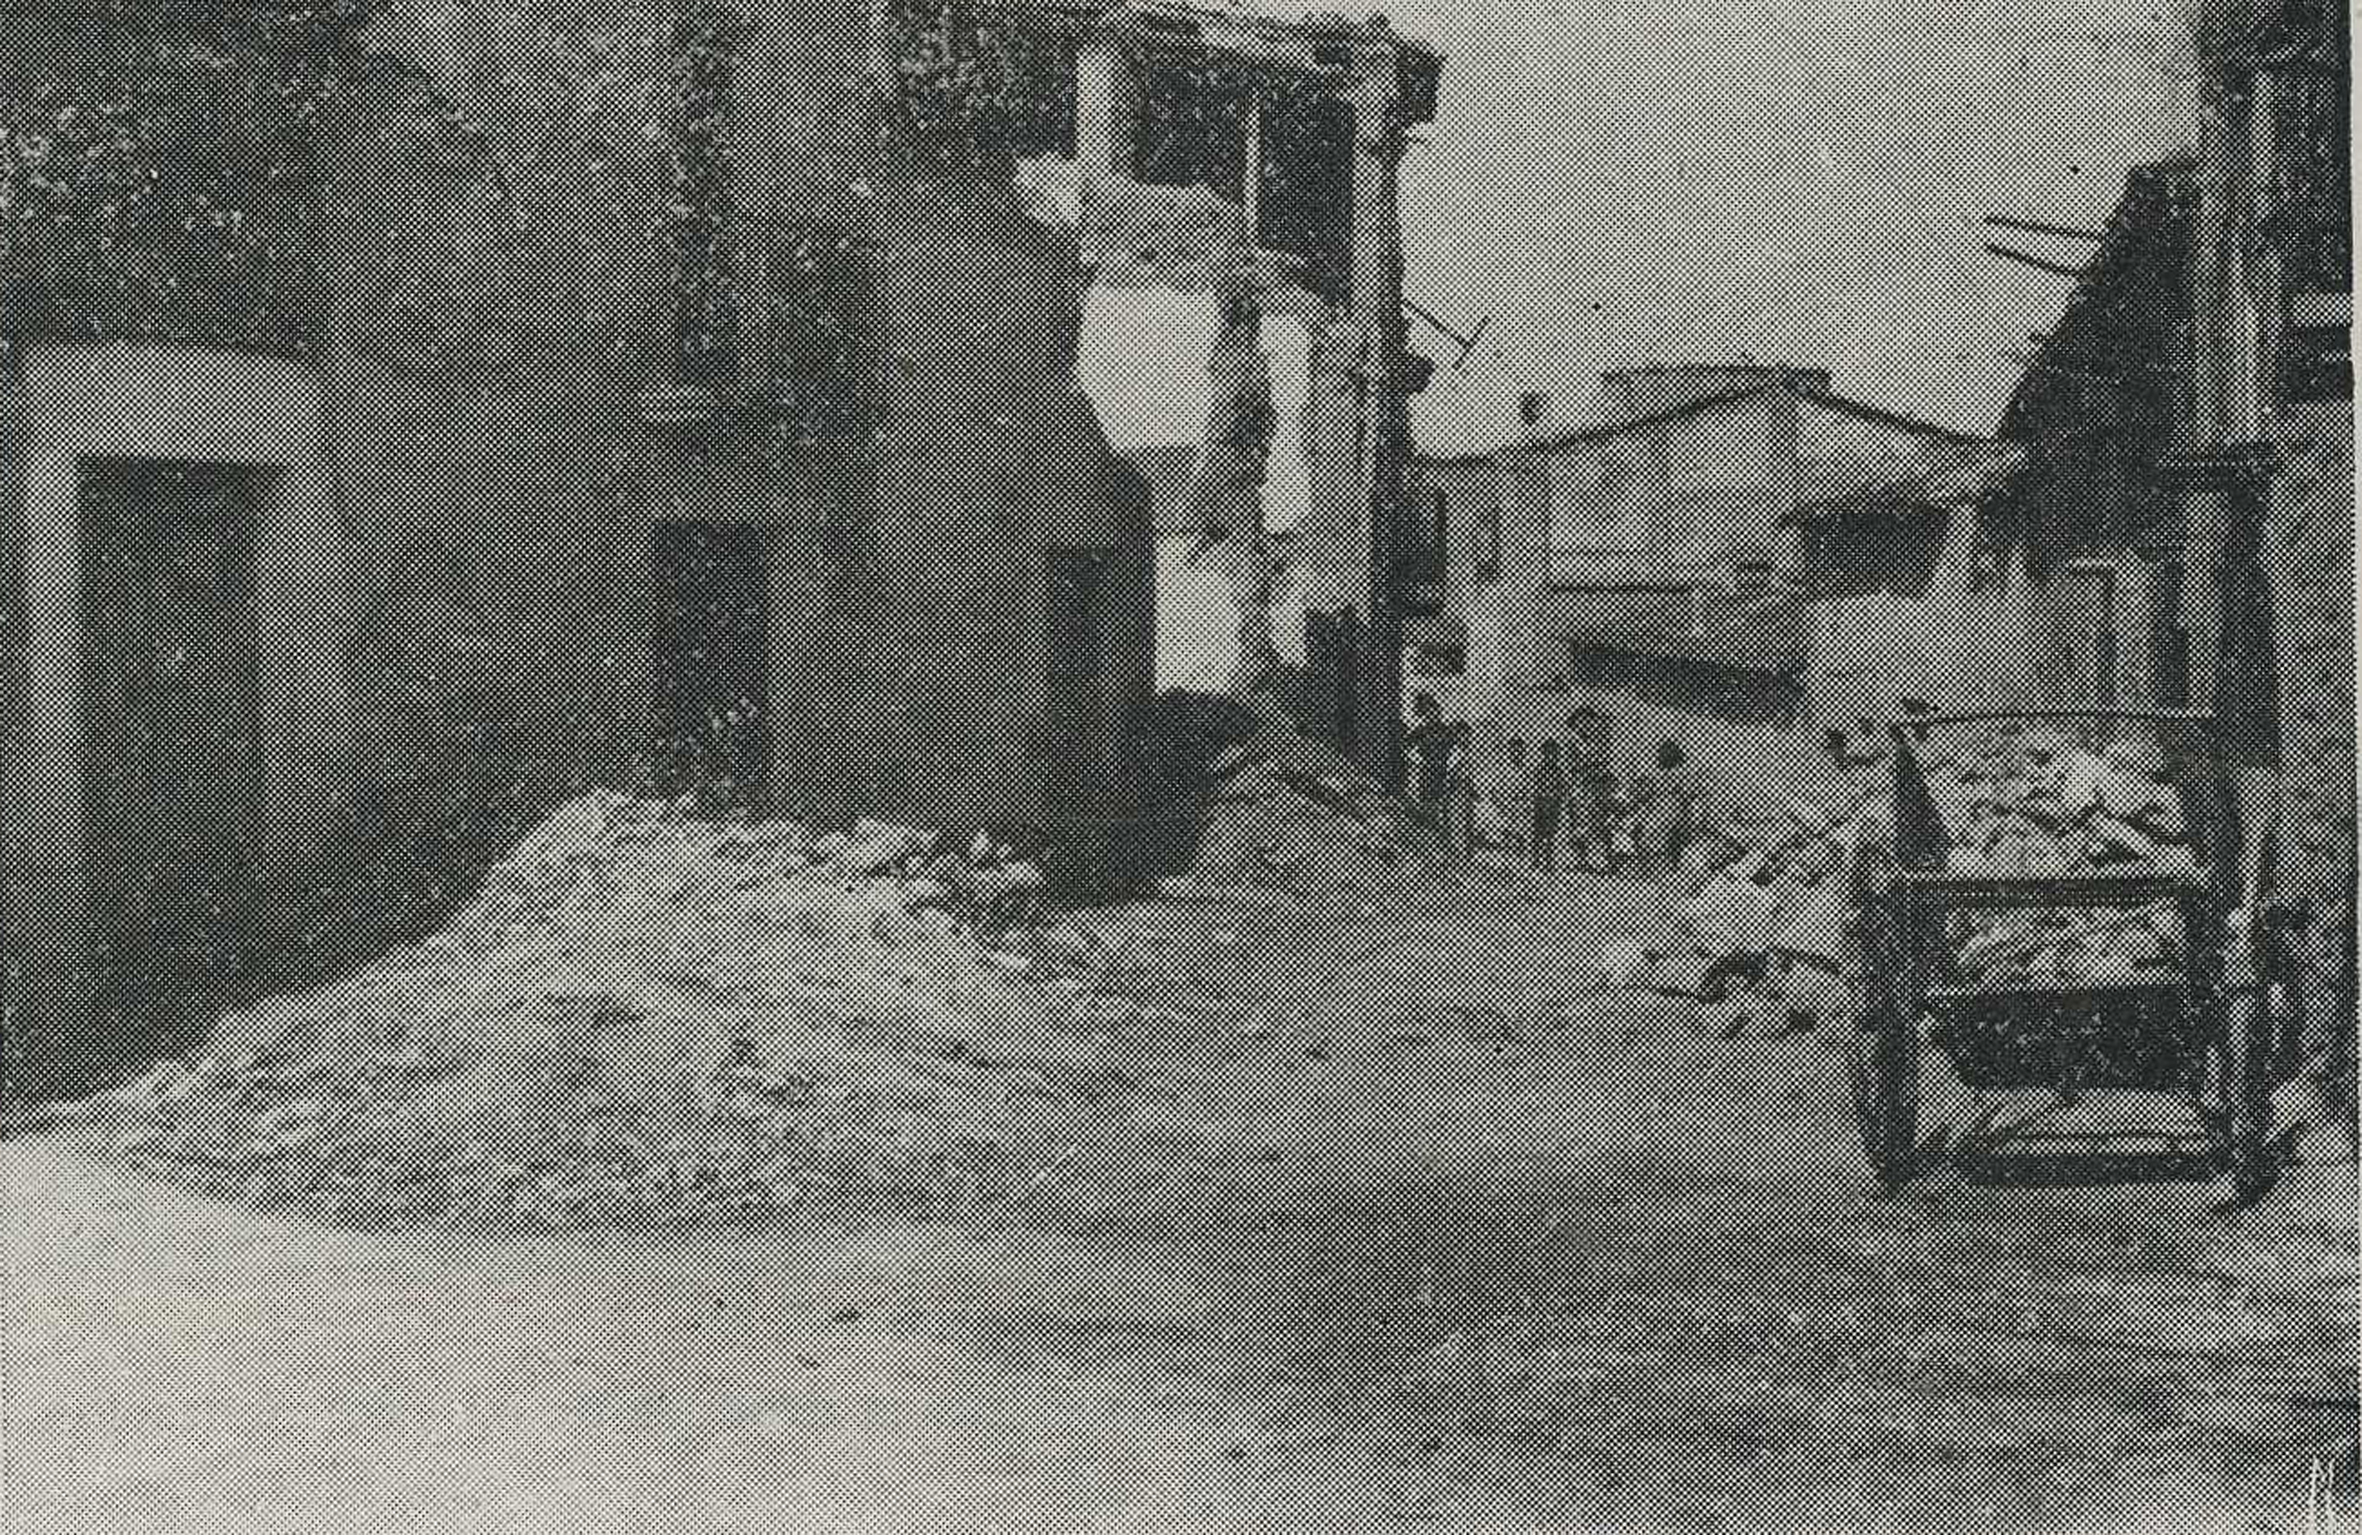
7,873,2355,1532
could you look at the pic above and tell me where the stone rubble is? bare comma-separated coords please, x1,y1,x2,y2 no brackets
1617,723,2199,1034
93,791,1128,1232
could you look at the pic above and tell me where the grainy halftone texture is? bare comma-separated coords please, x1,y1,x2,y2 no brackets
2,1,2353,1532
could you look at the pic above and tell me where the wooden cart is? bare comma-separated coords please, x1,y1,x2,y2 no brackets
1843,710,2302,1197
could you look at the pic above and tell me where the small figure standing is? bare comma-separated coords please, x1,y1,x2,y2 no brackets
1505,737,1530,861
1407,693,1452,827
1630,738,1701,873
1531,740,1569,875
1567,710,1617,874
1444,722,1478,854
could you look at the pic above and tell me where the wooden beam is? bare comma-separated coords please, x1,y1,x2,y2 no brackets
1987,243,2088,279
1986,214,2108,242
1073,39,1133,180
1072,37,1134,268
1241,92,1264,245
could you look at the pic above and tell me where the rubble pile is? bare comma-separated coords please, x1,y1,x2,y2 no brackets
93,793,1132,1232
1918,725,2196,992
1614,724,2200,1034
1188,709,1439,887
1604,786,1872,1035
1919,728,2195,881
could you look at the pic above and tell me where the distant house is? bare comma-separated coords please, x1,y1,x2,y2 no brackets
1411,366,2025,811
0,0,1437,1096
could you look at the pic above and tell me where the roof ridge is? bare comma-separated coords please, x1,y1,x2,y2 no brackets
1795,385,1991,445
1515,378,1787,452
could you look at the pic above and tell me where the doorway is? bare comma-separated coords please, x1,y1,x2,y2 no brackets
1303,608,1361,759
2063,559,2120,711
77,459,264,1077
651,520,772,818
1046,548,1125,829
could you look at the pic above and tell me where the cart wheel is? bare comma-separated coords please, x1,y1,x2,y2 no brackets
2225,982,2280,1198
2199,980,2280,1194
1844,905,1919,1190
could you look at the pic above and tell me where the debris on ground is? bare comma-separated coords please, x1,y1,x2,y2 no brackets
1615,721,2201,1034
1190,701,1441,886
1921,727,2195,880
1910,723,2197,990
89,792,1131,1232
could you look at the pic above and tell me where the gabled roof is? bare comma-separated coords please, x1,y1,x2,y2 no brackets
1519,379,1781,453
1996,159,2192,446
1787,439,2029,524
1519,373,1981,457
1989,160,2193,551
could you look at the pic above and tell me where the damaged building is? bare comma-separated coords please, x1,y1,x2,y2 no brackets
0,0,1437,1095
1980,0,2350,1078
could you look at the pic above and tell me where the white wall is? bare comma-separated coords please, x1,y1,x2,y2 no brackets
1077,284,1320,691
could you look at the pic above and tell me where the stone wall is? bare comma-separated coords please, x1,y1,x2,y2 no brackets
2,0,1169,1099
2265,399,2356,1015
319,0,1154,851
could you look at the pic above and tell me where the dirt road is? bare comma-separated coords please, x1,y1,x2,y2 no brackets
7,872,2355,1531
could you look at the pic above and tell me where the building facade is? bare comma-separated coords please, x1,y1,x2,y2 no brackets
2169,0,2353,1062
1990,161,2196,719
0,1,1437,1096
1411,368,2025,814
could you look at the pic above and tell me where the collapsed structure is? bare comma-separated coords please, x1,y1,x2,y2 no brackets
0,1,1439,1097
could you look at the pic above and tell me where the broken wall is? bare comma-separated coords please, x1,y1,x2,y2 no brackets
842,173,1154,843
1076,282,1323,692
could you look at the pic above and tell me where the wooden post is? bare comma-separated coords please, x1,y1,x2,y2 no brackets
1241,93,1265,251
1347,41,1409,793
2172,3,2289,997
1074,38,1134,265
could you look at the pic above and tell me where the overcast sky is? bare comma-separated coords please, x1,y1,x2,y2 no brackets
1249,0,2199,452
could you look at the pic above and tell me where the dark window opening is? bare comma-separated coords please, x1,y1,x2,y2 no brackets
1399,485,1447,589
1005,34,1078,161
1476,487,1502,580
1130,54,1250,196
1257,91,1353,306
667,2,740,389
762,223,875,447
879,0,1020,174
1411,643,1465,679
2064,561,2121,710
2150,556,2192,707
